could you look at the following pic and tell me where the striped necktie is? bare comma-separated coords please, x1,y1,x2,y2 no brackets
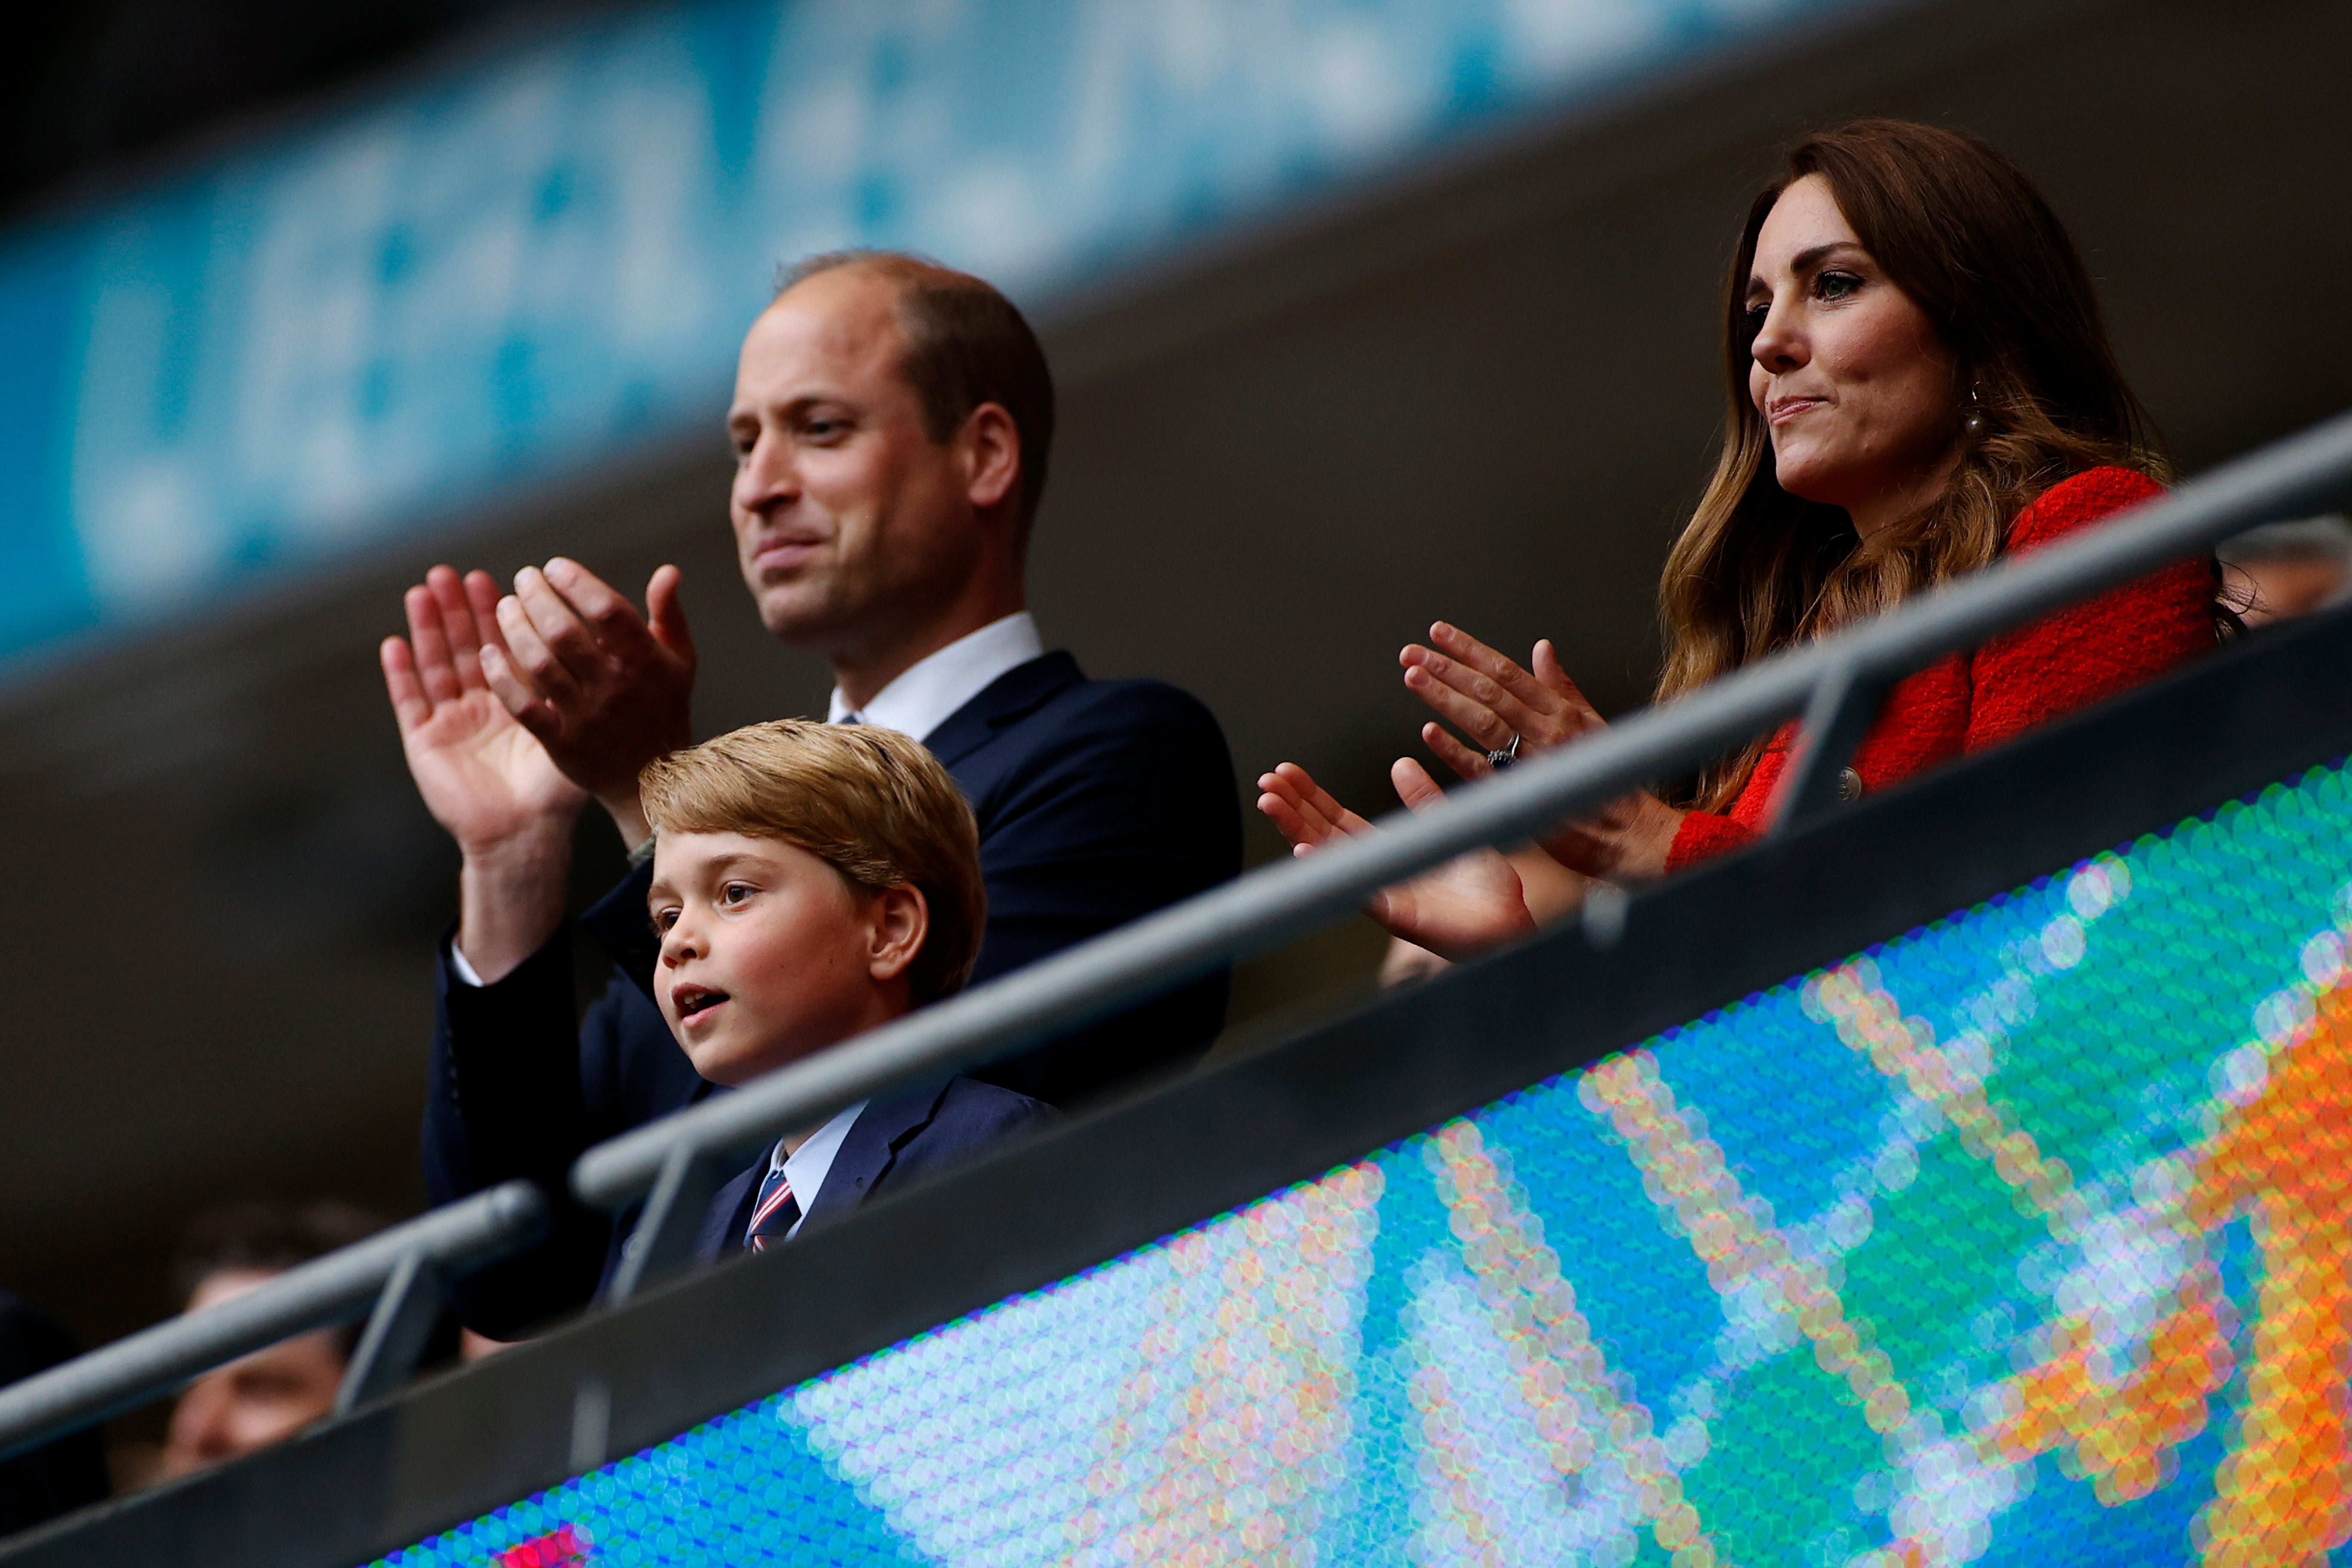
744,1164,799,1252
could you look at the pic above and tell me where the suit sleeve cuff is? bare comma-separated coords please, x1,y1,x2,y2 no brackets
580,859,662,998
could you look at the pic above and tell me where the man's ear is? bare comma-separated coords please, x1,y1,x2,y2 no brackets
867,884,930,984
959,403,1021,516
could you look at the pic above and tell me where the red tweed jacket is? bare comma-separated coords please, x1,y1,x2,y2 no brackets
1667,466,2212,872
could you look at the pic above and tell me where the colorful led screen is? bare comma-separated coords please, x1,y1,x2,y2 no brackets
374,760,2352,1567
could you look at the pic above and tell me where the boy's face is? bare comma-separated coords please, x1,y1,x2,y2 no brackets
647,831,926,1086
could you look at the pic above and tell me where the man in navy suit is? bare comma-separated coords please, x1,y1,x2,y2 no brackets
382,253,1237,1335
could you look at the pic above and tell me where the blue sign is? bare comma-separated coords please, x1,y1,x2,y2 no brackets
0,0,1870,669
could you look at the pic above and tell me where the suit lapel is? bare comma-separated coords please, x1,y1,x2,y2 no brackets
696,1162,763,1265
799,1082,953,1229
920,651,1084,769
694,1081,953,1263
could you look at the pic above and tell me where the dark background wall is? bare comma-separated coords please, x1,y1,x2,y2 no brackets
0,0,583,221
1,0,2345,1380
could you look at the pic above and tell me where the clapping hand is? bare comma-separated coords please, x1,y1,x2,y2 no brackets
1400,622,1684,882
382,566,587,856
382,567,590,980
473,557,697,847
1402,623,1608,778
1256,760,1535,962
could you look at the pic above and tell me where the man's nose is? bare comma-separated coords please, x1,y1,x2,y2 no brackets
734,434,800,513
169,1377,236,1467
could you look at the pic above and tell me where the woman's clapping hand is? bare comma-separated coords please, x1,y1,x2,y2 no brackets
1253,622,1684,968
1400,622,1684,882
1255,760,1535,962
1402,623,1606,776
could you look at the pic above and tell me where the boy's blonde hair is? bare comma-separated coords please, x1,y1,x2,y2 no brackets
638,720,984,1003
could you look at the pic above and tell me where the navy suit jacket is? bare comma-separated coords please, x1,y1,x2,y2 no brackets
427,652,1238,1335
652,1076,1054,1286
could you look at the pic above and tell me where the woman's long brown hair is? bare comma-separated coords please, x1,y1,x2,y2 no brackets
1659,120,2168,811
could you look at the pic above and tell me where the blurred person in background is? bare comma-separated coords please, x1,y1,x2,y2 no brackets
0,1291,109,1535
2218,516,2352,626
1263,121,2219,965
154,1200,386,1481
382,252,1239,1338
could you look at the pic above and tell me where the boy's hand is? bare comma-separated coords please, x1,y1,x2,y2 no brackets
477,558,696,848
383,566,586,980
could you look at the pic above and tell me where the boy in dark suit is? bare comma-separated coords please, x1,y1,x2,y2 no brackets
621,717,1051,1277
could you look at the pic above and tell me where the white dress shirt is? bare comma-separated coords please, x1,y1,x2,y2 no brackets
827,611,1042,741
451,610,1045,988
760,1098,869,1241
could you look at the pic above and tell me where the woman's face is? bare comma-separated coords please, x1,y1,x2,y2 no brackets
1746,175,1960,536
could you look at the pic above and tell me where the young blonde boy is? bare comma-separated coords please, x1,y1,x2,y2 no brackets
631,720,1054,1266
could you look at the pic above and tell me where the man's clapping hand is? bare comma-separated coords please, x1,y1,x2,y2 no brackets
381,566,589,980
382,567,586,854
474,557,697,848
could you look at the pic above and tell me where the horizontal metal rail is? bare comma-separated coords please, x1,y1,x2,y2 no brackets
0,1182,545,1466
574,408,2352,1240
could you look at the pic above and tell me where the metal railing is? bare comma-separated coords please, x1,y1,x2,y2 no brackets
0,1182,545,1466
578,406,2352,1297
3,408,2348,1470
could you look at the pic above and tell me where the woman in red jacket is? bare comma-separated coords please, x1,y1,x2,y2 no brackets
1259,120,2216,961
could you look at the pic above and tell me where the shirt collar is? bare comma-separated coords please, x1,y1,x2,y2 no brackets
766,1097,870,1239
827,612,1043,740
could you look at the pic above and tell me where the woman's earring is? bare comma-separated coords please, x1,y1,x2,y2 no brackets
1965,383,1987,436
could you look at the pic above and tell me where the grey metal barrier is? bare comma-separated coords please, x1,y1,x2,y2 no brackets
577,406,2352,1300
0,1181,546,1467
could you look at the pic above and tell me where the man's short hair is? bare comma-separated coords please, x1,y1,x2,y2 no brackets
638,720,986,1004
776,251,1056,535
173,1200,389,1354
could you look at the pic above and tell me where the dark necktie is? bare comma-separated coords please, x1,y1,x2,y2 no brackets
744,1164,799,1252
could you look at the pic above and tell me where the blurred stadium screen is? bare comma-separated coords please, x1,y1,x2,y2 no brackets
0,0,1878,668
365,756,2352,1567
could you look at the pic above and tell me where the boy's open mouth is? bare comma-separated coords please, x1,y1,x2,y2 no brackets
673,986,729,1021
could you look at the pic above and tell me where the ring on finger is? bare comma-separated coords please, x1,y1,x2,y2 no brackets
1485,732,1522,772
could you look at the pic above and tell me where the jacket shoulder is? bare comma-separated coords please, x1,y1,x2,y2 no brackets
2007,466,2166,552
969,673,1232,796
929,1074,1060,1139
860,1075,1059,1200
1032,673,1225,741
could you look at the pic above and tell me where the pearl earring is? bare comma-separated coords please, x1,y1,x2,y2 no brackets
1965,383,1987,435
